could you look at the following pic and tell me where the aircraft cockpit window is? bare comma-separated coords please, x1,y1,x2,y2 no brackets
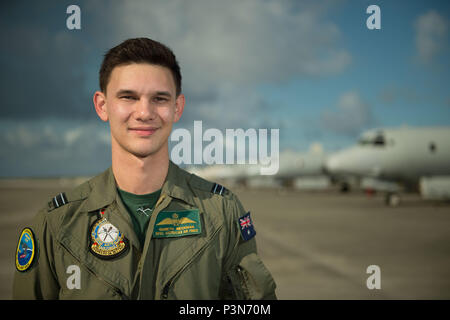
373,133,385,146
357,132,385,146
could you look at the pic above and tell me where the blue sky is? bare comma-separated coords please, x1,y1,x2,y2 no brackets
258,0,450,150
0,0,449,177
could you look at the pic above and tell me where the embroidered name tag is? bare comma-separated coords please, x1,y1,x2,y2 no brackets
153,209,202,238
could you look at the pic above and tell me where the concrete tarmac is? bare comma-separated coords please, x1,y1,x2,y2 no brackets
1,179,449,299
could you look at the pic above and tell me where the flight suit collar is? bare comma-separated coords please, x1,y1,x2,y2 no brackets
83,167,117,212
63,161,200,298
161,161,196,207
83,161,195,213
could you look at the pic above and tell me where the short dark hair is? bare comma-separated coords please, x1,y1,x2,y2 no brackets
99,37,182,96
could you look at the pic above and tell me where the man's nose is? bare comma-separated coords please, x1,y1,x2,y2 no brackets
135,99,157,121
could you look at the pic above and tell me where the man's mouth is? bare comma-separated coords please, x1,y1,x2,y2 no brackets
128,126,159,136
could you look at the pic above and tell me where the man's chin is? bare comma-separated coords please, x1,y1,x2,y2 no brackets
112,136,168,159
130,148,159,159
128,142,167,159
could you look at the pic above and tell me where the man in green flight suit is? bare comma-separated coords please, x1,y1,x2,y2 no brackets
13,38,277,300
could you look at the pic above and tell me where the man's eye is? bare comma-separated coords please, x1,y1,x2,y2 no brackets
154,97,169,103
120,96,137,100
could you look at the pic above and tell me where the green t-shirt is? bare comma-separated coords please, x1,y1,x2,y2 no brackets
117,188,162,248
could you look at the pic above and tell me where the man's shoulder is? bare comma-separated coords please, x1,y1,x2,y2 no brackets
182,167,246,211
43,168,109,215
182,170,249,233
46,180,90,213
184,168,233,200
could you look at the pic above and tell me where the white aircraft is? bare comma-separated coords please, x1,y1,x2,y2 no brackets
324,126,450,205
187,143,329,189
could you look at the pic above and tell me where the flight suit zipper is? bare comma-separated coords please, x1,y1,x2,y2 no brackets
161,282,171,299
60,242,127,299
160,225,223,299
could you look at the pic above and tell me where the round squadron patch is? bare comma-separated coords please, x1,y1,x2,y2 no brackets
15,228,36,272
90,218,128,259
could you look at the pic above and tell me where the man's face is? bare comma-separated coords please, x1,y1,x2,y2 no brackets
94,63,184,159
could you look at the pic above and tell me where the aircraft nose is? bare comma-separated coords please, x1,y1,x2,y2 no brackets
324,156,341,174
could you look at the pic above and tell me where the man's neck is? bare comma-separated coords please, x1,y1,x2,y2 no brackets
111,145,169,195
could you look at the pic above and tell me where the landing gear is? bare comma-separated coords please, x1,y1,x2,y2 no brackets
385,192,401,207
339,182,351,193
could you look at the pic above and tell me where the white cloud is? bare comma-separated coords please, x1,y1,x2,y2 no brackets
1,1,353,176
415,10,448,64
181,83,269,128
320,91,374,136
91,0,351,92
1,120,108,149
86,0,351,131
0,119,111,176
64,128,84,146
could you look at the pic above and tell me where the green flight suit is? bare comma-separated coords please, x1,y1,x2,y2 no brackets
13,161,277,300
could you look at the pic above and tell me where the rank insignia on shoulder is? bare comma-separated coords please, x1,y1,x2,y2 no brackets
238,212,256,241
15,228,37,272
48,192,68,211
89,218,128,259
211,183,228,196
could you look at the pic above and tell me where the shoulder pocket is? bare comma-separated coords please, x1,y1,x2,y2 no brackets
226,253,276,300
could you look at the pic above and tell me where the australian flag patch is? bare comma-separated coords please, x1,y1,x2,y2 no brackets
238,212,256,241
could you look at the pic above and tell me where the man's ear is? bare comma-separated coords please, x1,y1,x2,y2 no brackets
173,94,185,123
93,91,108,122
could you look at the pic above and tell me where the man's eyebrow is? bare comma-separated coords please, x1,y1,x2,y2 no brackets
115,89,172,97
116,89,138,97
154,91,172,97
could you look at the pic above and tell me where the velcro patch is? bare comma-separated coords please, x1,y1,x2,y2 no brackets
48,192,68,211
15,228,37,272
211,183,228,196
90,217,128,260
153,210,202,238
238,212,256,241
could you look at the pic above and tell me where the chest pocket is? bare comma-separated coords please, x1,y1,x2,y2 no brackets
57,259,123,300
143,205,224,299
55,222,133,299
158,223,223,299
